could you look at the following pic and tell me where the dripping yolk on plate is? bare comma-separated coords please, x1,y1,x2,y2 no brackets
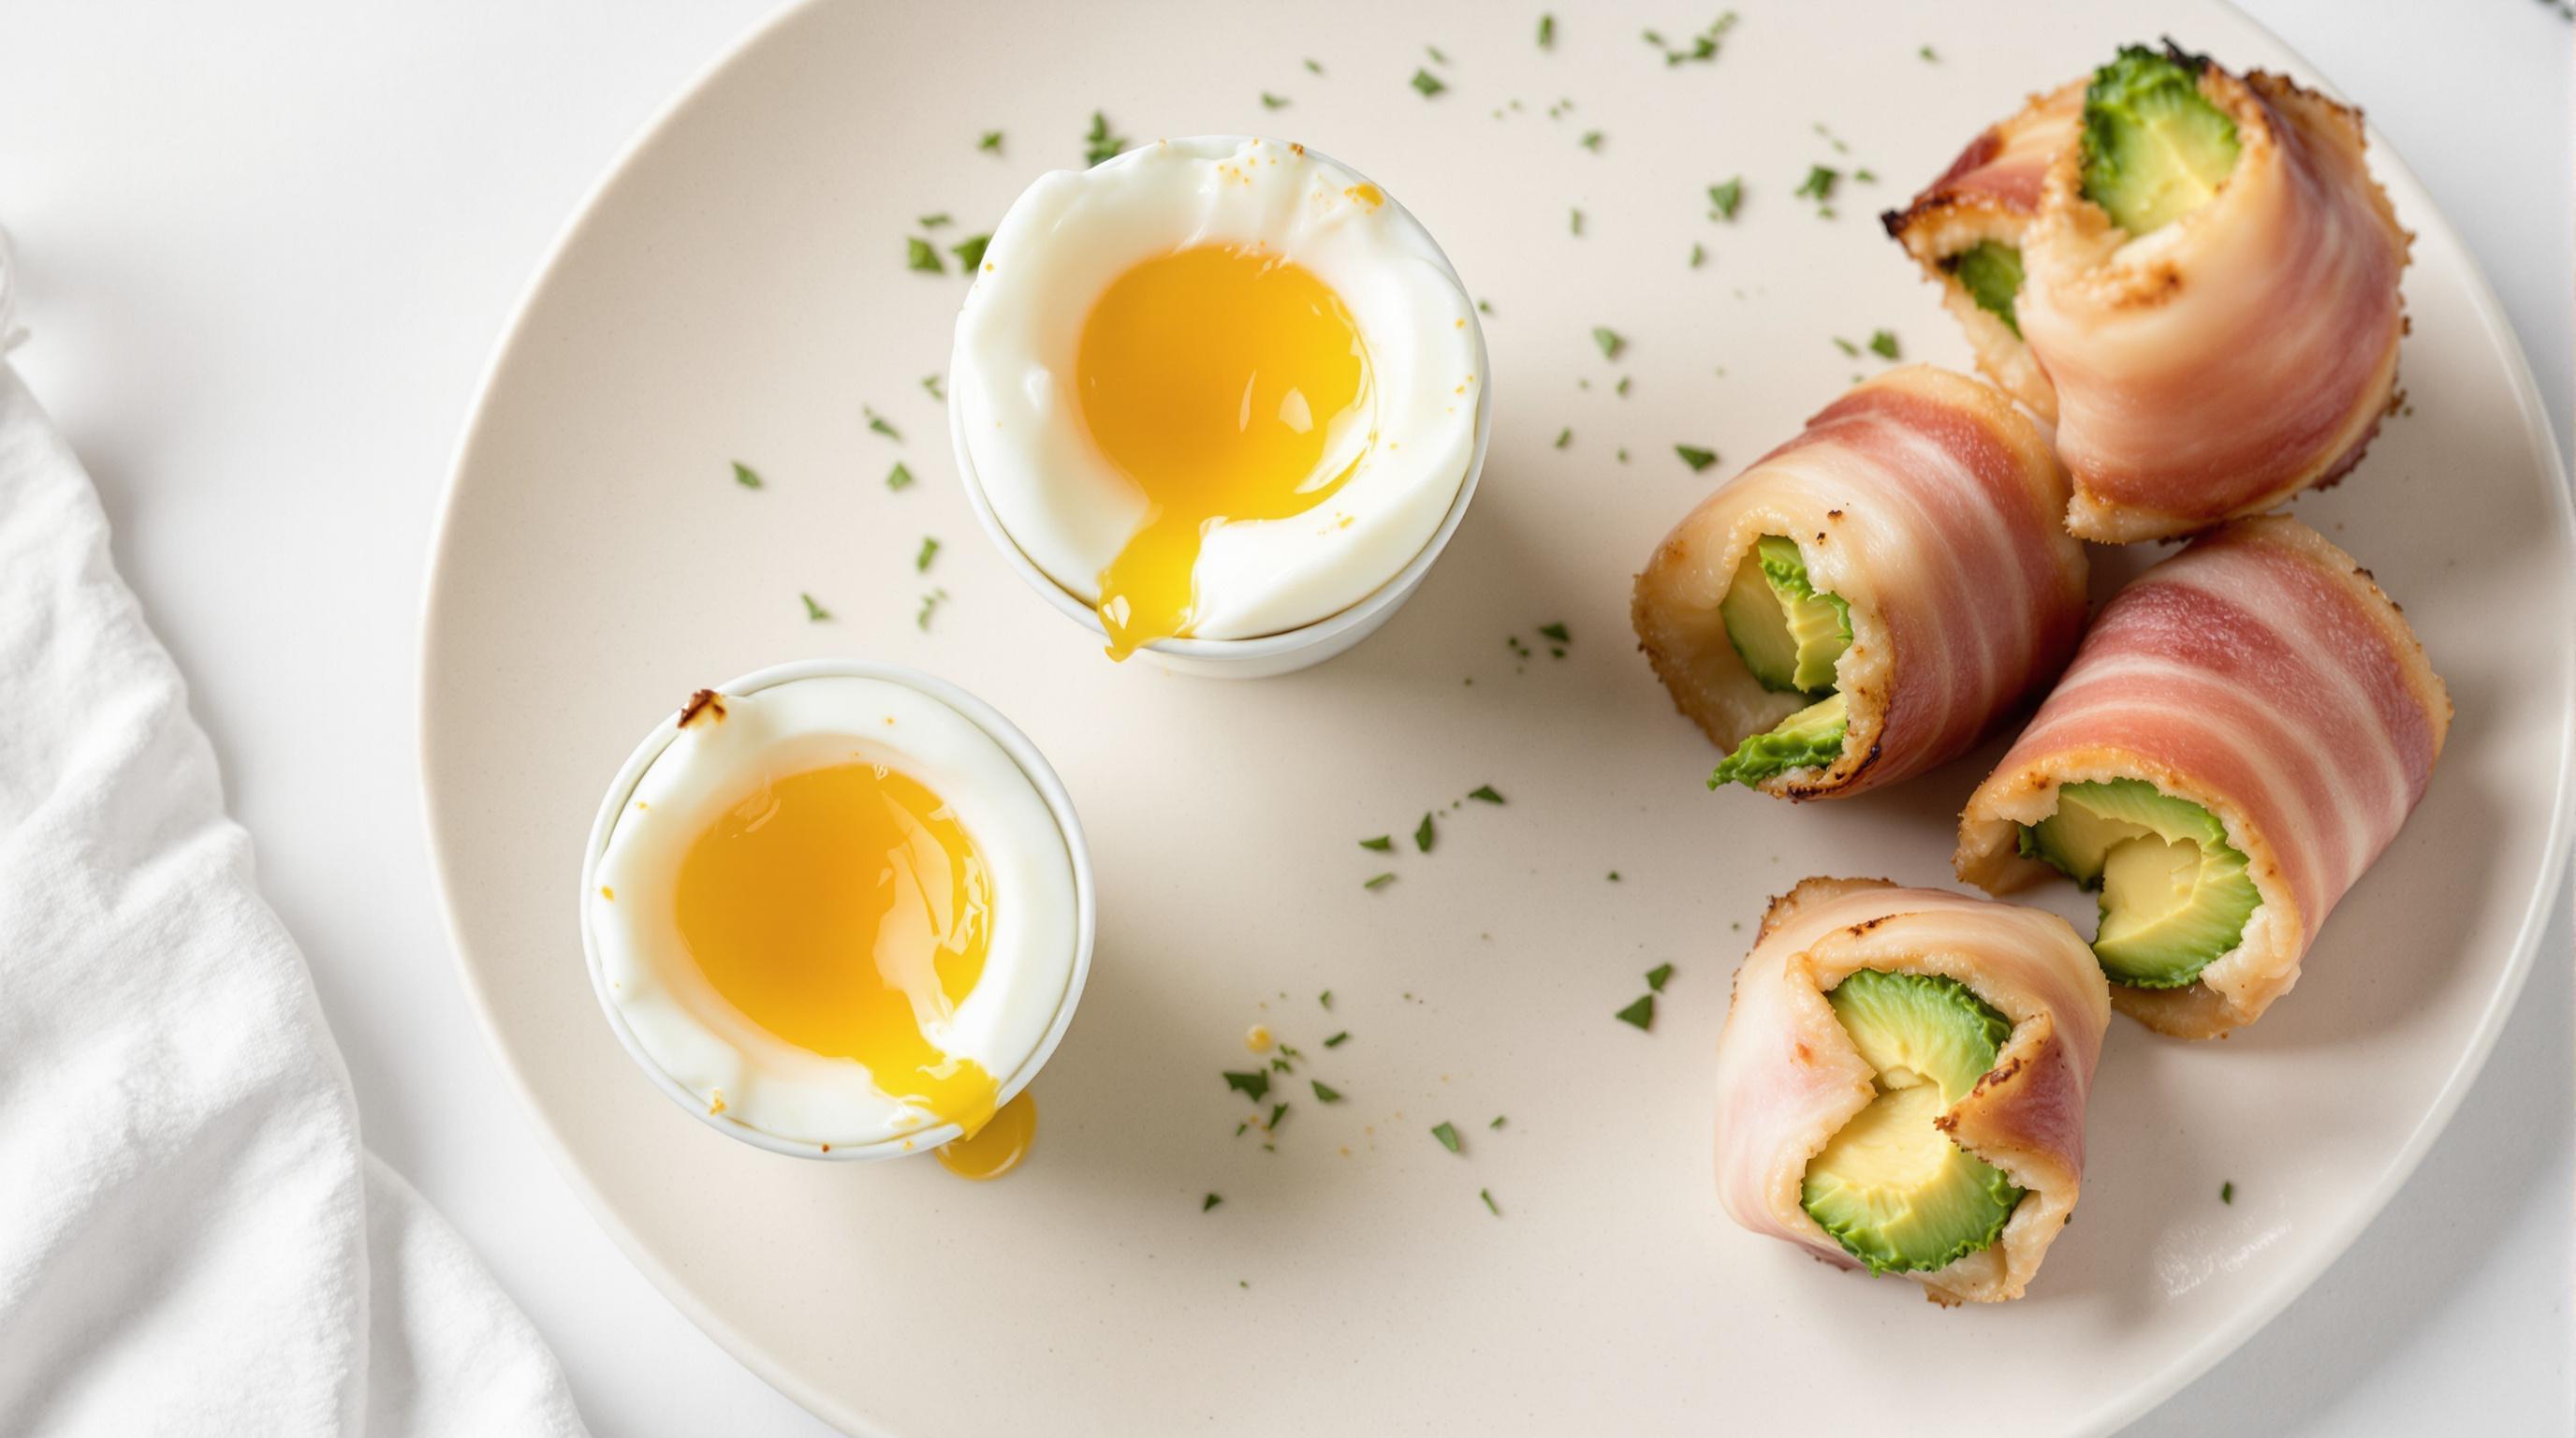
1075,242,1374,658
675,759,1002,1139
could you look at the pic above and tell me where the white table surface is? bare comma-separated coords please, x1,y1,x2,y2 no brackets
4,2,2567,1432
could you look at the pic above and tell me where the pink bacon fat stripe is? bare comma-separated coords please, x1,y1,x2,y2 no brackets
1881,80,2083,420
2019,61,2410,543
1712,878,2109,1306
1631,366,2086,800
1956,517,2450,1039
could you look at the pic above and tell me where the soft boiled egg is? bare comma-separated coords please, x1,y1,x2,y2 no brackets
951,136,1486,659
582,667,1083,1167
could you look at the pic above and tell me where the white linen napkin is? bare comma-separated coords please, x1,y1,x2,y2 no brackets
0,228,587,1437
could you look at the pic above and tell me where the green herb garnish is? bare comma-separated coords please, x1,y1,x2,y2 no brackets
1795,165,1839,202
906,237,944,273
867,408,902,441
1569,208,1584,236
918,213,952,228
1203,1193,1222,1211
1554,427,1572,448
978,130,1004,153
1919,44,1938,62
1708,177,1743,219
1489,1115,1506,1129
731,462,763,490
1359,835,1394,851
1690,242,1705,268
1305,57,1324,74
1269,1103,1289,1132
1431,1122,1461,1152
1537,13,1556,48
1580,130,1604,151
1468,785,1504,804
1411,67,1447,97
1480,1188,1500,1215
1414,813,1437,852
1832,336,1859,358
1224,1070,1271,1102
1320,990,1333,1008
1867,329,1899,360
1364,872,1396,889
1537,622,1570,645
1261,91,1289,110
1646,962,1674,991
1083,110,1127,165
1676,445,1718,472
1615,994,1656,1030
886,462,915,491
1324,1031,1350,1048
1591,327,1624,360
915,587,947,630
799,593,831,622
921,373,944,401
2221,1181,2235,1204
1311,1080,1343,1104
952,234,990,271
915,536,940,572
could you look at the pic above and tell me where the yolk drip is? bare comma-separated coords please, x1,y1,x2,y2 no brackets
1076,243,1371,659
675,761,1000,1137
936,1089,1037,1181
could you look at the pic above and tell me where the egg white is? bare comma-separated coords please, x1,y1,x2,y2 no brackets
951,135,1486,641
587,674,1077,1150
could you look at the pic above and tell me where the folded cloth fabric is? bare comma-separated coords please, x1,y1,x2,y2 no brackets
0,230,586,1436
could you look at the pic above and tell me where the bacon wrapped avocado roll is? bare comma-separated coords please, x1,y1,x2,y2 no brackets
1890,44,2408,543
1955,518,2449,1039
1881,81,2082,419
1713,878,2109,1305
1632,366,2086,800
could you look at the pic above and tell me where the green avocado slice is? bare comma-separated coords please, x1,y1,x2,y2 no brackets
1720,536,1851,695
1708,692,1846,790
2079,45,2242,235
1801,969,2026,1274
1943,241,2025,339
2020,778,2261,989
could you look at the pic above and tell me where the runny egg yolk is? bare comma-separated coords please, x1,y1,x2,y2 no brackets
675,760,1001,1137
936,1089,1037,1180
1076,242,1372,659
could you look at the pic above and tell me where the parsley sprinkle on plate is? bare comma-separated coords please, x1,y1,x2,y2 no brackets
1468,785,1504,804
1615,994,1655,1030
1537,622,1570,645
1431,1122,1461,1152
951,234,990,271
731,461,762,489
1592,326,1625,360
1646,962,1674,991
1537,13,1555,48
1364,872,1396,889
1414,813,1437,852
978,129,1003,153
1082,110,1126,165
1359,834,1394,851
866,408,902,441
1203,1193,1222,1212
1311,1080,1343,1104
1795,165,1839,202
1676,445,1719,472
915,536,941,572
1261,92,1289,110
1480,1188,1500,1216
799,593,830,622
1324,1031,1350,1048
1868,329,1899,360
1708,177,1743,219
886,462,915,491
906,236,944,273
1223,1071,1271,1103
1411,68,1446,97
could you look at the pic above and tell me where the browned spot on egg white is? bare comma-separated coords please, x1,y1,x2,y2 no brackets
677,688,727,728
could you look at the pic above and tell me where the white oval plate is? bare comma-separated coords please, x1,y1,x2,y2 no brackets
421,2,2574,1434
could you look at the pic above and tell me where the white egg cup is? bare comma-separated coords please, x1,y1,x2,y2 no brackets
945,144,1493,680
576,658,1096,1162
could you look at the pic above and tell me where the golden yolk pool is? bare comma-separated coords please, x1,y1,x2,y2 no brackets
675,760,1000,1137
936,1089,1037,1180
1076,243,1372,659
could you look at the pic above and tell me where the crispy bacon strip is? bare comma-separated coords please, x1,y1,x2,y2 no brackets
1712,878,2110,1305
1632,367,2086,800
2020,64,2410,541
1956,517,2450,1037
1881,81,2082,419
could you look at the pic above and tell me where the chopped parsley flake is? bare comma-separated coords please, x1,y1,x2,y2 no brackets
1646,962,1674,991
1615,994,1656,1030
800,593,831,622
1676,445,1719,472
867,408,902,441
1537,622,1570,645
1608,871,1620,881
1690,242,1705,268
1364,872,1396,889
978,130,1004,153
952,234,990,271
1431,1122,1461,1153
1569,207,1584,236
1853,168,1877,183
1324,1031,1350,1048
1223,1070,1271,1103
1591,326,1625,360
906,236,944,273
1580,130,1603,151
1414,813,1437,852
1426,44,1449,64
1537,13,1555,48
1203,1193,1222,1211
1554,426,1572,448
1304,57,1323,74
1867,329,1899,360
915,536,941,572
915,587,947,630
1489,1115,1506,1129
1083,110,1127,165
1707,177,1743,219
1320,990,1334,1009
1359,835,1395,852
1795,165,1839,202
1919,44,1937,62
1616,375,1632,397
1261,91,1289,110
731,462,762,490
2221,1181,2235,1204
886,462,915,491
1480,1187,1500,1216
1832,336,1860,358
1411,67,1447,97
1468,785,1504,804
921,373,944,401
1269,1103,1289,1132
1311,1080,1344,1104
918,213,952,228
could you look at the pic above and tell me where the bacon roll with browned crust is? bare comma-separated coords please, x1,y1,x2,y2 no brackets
1632,366,2086,801
1888,45,2408,543
1713,878,2109,1305
1955,517,2449,1039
